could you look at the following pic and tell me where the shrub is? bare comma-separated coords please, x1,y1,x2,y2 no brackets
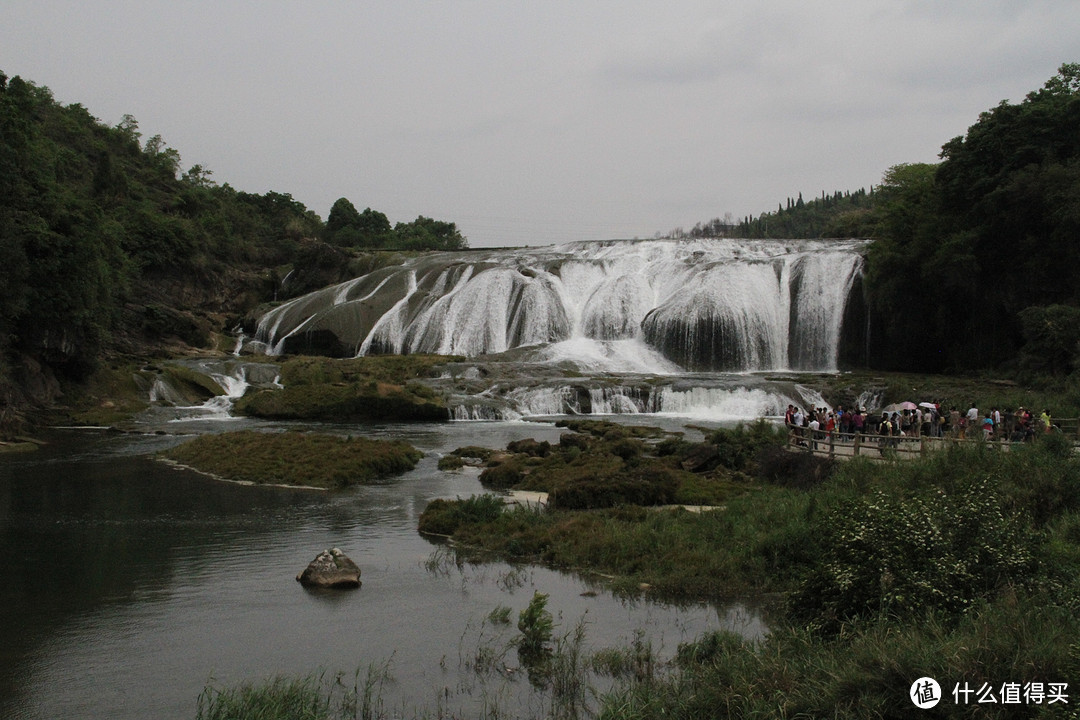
791,475,1038,630
437,455,465,471
517,591,554,655
707,419,785,471
548,463,680,510
507,438,552,457
755,445,835,489
610,437,645,461
558,432,592,451
479,461,525,490
418,494,505,536
448,445,495,463
655,437,693,457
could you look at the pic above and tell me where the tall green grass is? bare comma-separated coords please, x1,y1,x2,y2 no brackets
197,664,393,720
596,593,1080,719
196,674,336,720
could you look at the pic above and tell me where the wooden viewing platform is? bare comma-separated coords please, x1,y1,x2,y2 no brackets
786,419,1080,461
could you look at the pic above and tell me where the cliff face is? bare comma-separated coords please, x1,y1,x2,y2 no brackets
0,271,266,435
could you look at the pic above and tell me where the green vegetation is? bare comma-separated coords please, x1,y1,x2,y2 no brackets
198,425,1080,718
0,69,468,432
235,355,454,422
417,493,505,536
197,665,392,720
324,196,467,251
598,596,1080,719
59,362,154,426
409,429,1080,718
196,674,337,720
517,591,555,656
464,419,782,510
420,429,1080,604
162,430,422,489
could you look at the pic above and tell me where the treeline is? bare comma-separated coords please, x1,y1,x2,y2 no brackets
670,189,879,240
0,69,466,405
735,187,877,239
683,63,1080,377
324,197,466,251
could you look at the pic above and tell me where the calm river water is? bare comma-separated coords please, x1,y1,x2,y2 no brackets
0,418,766,719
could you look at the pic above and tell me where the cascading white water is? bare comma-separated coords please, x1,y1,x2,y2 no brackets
254,238,866,373
144,361,280,423
443,380,833,422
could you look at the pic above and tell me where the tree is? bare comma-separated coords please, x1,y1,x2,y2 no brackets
355,207,392,247
1017,305,1080,377
324,197,363,244
325,198,397,248
391,215,468,250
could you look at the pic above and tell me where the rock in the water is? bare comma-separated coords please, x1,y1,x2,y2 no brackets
296,548,361,589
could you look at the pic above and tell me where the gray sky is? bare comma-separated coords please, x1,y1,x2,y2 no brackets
2,1,1077,247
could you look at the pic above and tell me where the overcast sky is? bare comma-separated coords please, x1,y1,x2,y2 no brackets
2,2,1077,247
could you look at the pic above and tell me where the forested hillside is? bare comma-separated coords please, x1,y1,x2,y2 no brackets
0,70,465,422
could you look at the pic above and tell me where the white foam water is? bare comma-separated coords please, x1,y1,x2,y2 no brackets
254,237,866,374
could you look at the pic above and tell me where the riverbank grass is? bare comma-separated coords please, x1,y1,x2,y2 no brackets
162,430,422,489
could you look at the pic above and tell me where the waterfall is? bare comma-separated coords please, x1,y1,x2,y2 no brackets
145,360,278,422
442,378,833,422
254,238,866,373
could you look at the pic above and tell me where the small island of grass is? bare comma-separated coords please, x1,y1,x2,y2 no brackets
234,355,455,423
162,430,422,489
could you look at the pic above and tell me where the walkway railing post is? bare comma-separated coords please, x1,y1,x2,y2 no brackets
853,433,861,457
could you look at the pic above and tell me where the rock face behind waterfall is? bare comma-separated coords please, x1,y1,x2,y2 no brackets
252,238,867,373
296,548,361,589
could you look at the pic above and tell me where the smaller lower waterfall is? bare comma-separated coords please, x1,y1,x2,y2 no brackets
651,385,827,421
142,360,280,423
442,375,832,423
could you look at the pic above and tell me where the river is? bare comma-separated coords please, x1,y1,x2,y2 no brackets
0,416,767,719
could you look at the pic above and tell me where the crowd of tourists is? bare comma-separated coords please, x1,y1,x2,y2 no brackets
785,402,1056,445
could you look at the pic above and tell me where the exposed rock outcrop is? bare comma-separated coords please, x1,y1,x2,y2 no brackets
296,548,361,589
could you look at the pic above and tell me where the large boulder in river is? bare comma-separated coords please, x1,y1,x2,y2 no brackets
296,548,361,589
